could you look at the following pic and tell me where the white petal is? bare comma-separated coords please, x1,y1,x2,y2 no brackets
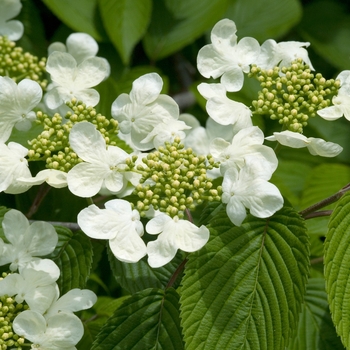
221,67,245,92
317,105,343,121
78,204,122,240
147,231,177,268
45,288,97,318
2,209,29,245
69,122,108,163
174,221,209,252
130,73,163,105
24,221,58,256
67,163,106,197
265,130,308,148
13,310,46,341
74,57,110,88
307,138,343,157
66,32,99,63
211,19,237,52
109,227,147,263
46,51,76,86
146,214,172,235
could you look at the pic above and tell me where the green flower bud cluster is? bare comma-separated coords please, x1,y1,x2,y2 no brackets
27,99,119,172
0,275,27,350
134,138,221,218
250,59,340,133
0,36,47,89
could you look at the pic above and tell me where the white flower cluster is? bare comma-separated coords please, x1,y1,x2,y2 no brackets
0,0,348,315
0,209,96,349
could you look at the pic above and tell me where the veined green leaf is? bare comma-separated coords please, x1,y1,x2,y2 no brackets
288,277,344,350
180,206,309,349
41,0,106,41
325,192,350,348
225,0,302,42
98,0,152,65
299,163,350,257
48,226,93,294
91,288,184,349
143,0,228,61
298,0,350,71
108,245,184,294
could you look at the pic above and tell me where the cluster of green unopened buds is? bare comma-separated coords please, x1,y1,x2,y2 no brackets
0,274,27,350
250,58,340,132
132,137,222,218
0,35,47,88
27,99,120,172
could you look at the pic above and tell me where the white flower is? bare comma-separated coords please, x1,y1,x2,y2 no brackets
265,130,343,157
13,310,84,350
0,0,23,41
0,77,42,142
317,74,350,121
0,259,59,314
140,119,191,148
17,169,68,188
210,126,278,177
146,214,210,268
222,161,284,226
111,73,180,151
48,33,99,65
67,122,133,197
78,199,146,263
197,19,260,92
256,39,314,70
0,142,32,194
0,209,58,271
43,288,97,320
45,51,110,109
197,83,252,126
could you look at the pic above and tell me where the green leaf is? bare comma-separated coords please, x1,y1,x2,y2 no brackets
98,0,152,65
325,192,350,348
225,0,302,42
298,0,350,71
180,206,309,349
271,159,313,210
48,226,93,294
91,288,184,349
288,277,344,350
0,206,10,241
143,0,228,61
78,295,130,349
41,0,107,41
299,163,350,257
108,246,184,294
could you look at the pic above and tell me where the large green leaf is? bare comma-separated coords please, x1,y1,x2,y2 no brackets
98,0,152,65
143,0,228,61
48,226,93,294
299,163,350,257
180,205,309,349
298,0,350,71
108,245,184,294
325,192,350,348
288,277,344,350
91,288,184,349
41,0,106,41
224,0,302,42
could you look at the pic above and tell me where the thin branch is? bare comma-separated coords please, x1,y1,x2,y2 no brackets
166,257,188,289
29,220,80,231
299,183,350,218
303,210,333,220
26,183,51,219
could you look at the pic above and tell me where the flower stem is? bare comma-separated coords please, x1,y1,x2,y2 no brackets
166,257,188,289
299,183,350,219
